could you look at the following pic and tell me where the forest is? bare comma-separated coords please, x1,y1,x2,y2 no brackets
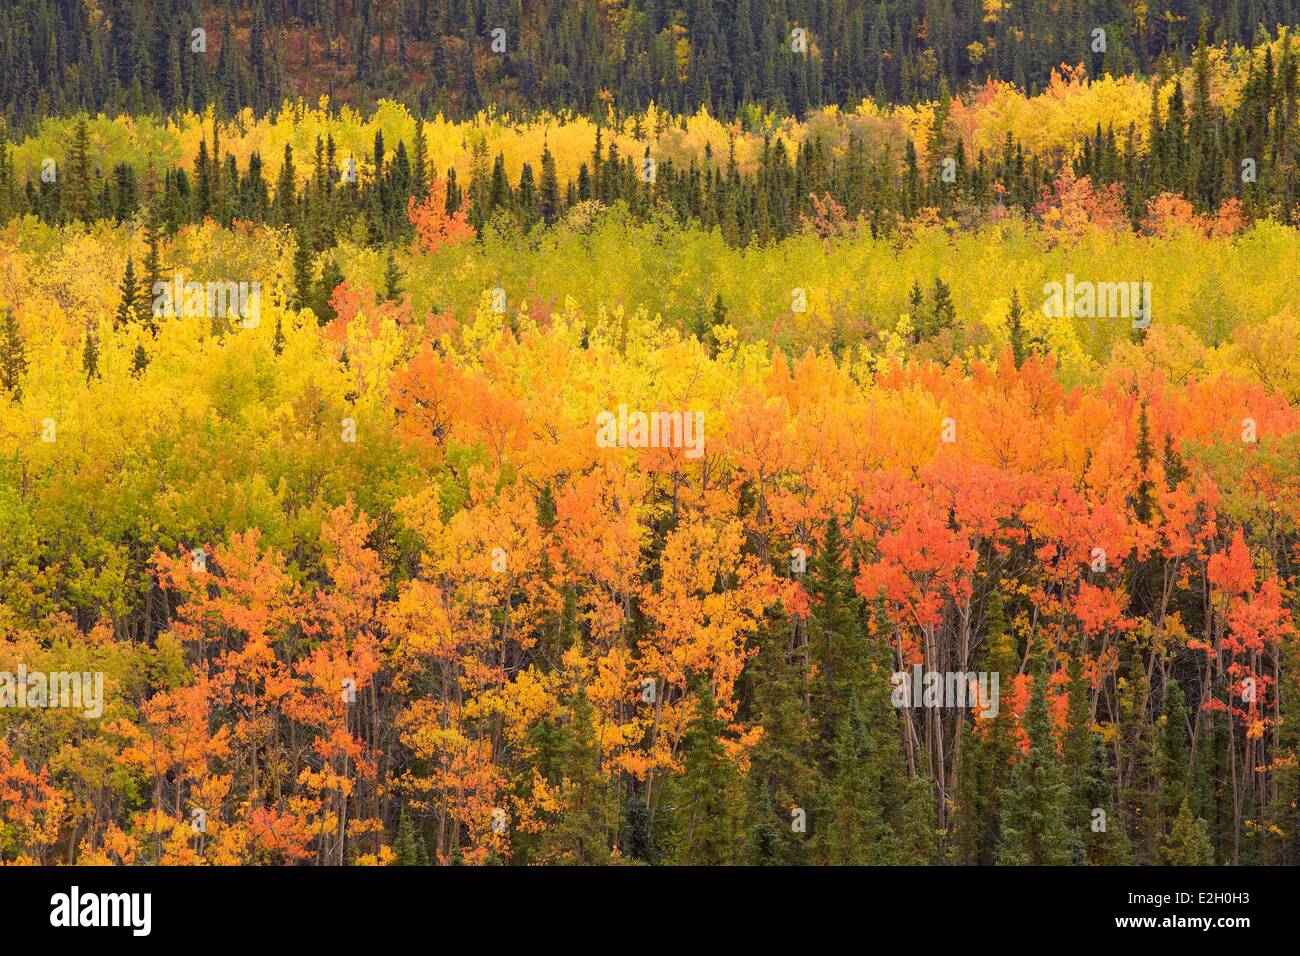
1,3,1300,868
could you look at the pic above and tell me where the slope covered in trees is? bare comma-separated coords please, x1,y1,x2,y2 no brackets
2,2,1300,869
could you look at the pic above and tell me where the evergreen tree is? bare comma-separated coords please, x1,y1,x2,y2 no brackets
292,214,313,311
1079,731,1131,864
1165,797,1214,865
0,307,27,399
542,685,610,864
67,116,94,222
1007,289,1027,366
383,248,404,303
393,809,429,865
998,634,1072,865
1156,679,1190,840
672,681,743,864
315,255,345,325
116,257,140,329
82,321,99,381
743,611,811,866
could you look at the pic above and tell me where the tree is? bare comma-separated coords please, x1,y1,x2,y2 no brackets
407,176,474,253
998,635,1072,865
0,307,26,399
383,248,404,303
393,809,429,865
1155,679,1190,839
1007,289,1027,366
140,203,164,332
292,215,313,311
67,117,94,222
1164,798,1214,865
540,686,610,864
82,322,100,381
315,256,345,325
671,682,744,865
116,257,140,329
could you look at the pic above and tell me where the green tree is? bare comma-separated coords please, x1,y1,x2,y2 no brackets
292,215,313,311
1164,797,1214,865
82,321,99,381
0,307,27,399
998,635,1072,865
393,809,429,865
116,257,140,329
542,686,610,864
672,682,743,865
383,248,404,303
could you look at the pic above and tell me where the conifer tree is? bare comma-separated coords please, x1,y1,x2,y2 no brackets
393,809,429,865
383,249,404,303
316,255,344,325
807,516,862,739
292,214,313,311
998,634,1072,865
539,142,560,225
1007,289,1027,366
67,116,94,222
744,612,811,866
1080,732,1131,864
0,307,27,399
672,681,743,865
140,202,163,332
1165,797,1214,865
543,685,610,864
116,257,140,329
82,321,99,381
1156,678,1190,839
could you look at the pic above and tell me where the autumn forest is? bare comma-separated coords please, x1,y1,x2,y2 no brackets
1,1,1300,871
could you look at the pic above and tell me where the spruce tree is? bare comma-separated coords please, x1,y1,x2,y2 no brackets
116,257,139,329
964,589,1020,863
539,141,560,225
1119,654,1157,861
1007,288,1027,366
292,214,313,311
998,634,1072,865
82,321,99,381
1165,797,1214,865
543,686,610,864
393,809,429,865
67,116,94,222
743,612,811,866
813,691,892,864
0,307,27,399
140,202,164,329
672,681,743,864
1080,731,1131,864
1156,678,1190,840
383,248,403,303
316,255,344,325
807,516,862,740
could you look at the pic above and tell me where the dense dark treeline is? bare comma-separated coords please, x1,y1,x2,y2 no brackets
4,0,1300,127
